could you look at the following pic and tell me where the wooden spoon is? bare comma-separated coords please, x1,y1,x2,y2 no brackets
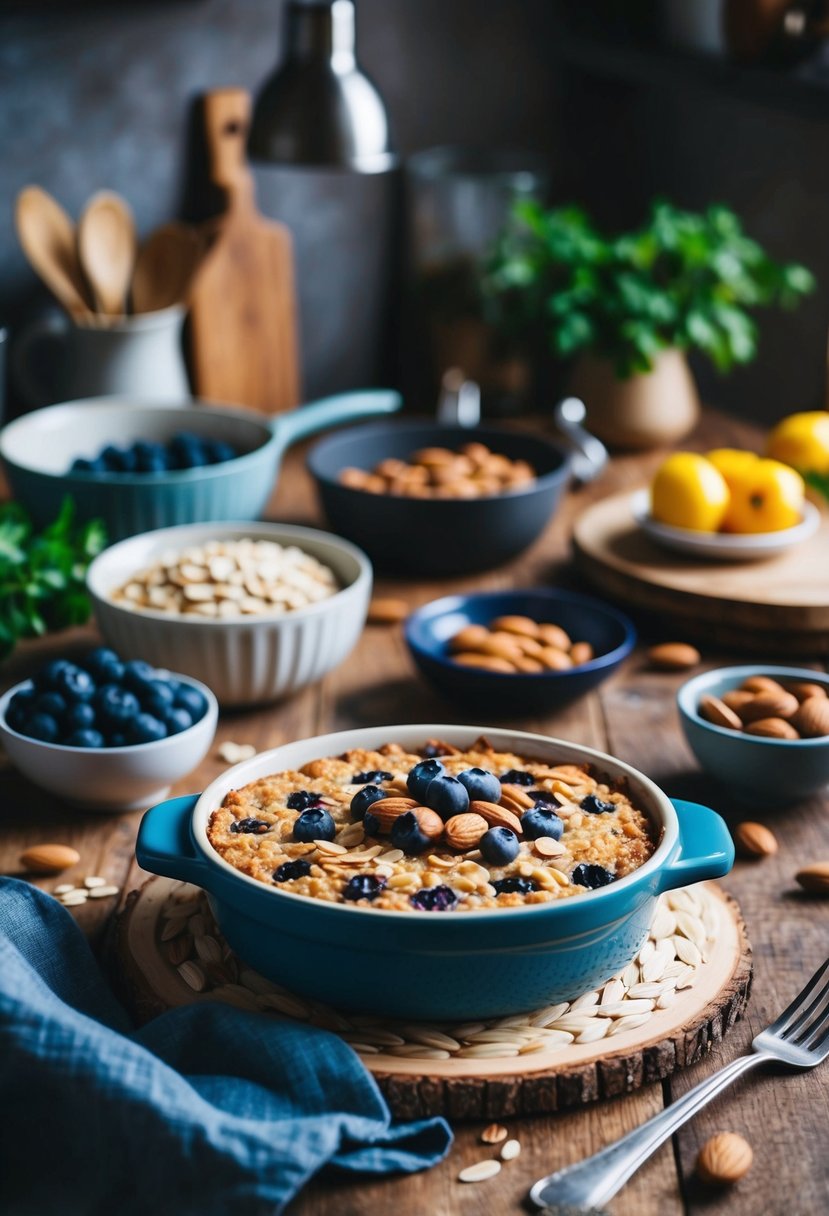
14,186,95,322
131,223,203,313
78,190,137,318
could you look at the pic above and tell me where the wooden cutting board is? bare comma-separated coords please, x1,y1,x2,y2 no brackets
573,489,829,653
188,88,300,413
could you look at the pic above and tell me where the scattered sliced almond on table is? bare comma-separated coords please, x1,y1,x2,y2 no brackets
696,1132,753,1185
458,1159,502,1183
218,741,257,763
480,1123,508,1145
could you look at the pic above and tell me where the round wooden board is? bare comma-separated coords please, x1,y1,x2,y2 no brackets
110,877,752,1120
573,490,829,653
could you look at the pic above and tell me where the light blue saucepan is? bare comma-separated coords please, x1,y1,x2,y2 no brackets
136,724,734,1019
0,390,402,541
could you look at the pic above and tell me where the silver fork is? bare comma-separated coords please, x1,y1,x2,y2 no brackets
529,958,829,1211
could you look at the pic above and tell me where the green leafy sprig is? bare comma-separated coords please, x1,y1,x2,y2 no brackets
482,199,815,379
0,498,106,660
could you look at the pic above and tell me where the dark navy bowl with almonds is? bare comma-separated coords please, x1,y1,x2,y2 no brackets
405,589,637,714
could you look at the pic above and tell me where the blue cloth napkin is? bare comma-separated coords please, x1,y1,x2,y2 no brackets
0,878,452,1215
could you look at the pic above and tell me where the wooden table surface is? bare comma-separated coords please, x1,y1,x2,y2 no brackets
2,408,827,1216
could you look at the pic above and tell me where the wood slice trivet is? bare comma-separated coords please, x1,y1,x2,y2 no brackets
573,490,829,654
111,877,751,1120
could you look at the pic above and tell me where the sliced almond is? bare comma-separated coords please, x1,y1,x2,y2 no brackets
458,1160,502,1183
480,1123,508,1144
533,836,566,858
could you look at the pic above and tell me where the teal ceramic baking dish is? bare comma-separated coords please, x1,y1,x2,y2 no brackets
136,724,734,1019
0,389,402,541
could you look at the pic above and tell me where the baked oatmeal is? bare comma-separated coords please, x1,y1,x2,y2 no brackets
207,737,657,912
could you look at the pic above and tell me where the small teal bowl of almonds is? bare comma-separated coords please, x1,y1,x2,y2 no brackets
677,665,829,805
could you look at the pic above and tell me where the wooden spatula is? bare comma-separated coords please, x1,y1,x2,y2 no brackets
131,223,203,313
188,88,300,412
15,186,95,323
78,190,137,318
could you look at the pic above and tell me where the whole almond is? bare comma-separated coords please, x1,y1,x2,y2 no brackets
445,812,489,851
795,862,829,895
512,635,545,658
470,800,523,835
699,695,742,731
697,1132,753,1185
512,656,544,674
739,690,799,723
19,844,81,874
479,633,526,661
448,625,491,652
452,652,517,674
411,807,445,842
745,717,799,740
570,641,595,666
733,821,778,858
537,646,573,671
538,623,572,650
412,446,456,467
500,784,535,810
367,797,418,834
647,642,701,671
791,696,829,738
367,597,409,625
740,675,786,695
490,615,540,639
787,681,828,704
721,689,755,714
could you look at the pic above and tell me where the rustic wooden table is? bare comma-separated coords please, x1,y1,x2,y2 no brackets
2,409,827,1216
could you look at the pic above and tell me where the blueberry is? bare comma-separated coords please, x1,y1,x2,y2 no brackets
141,680,175,715
457,766,501,803
6,688,36,731
351,769,393,785
422,773,469,820
35,659,73,692
350,785,386,821
52,664,95,704
230,817,270,834
421,742,448,759
127,713,167,745
23,712,60,743
500,769,535,786
286,790,323,812
520,806,564,841
479,826,520,867
71,457,94,473
572,863,614,889
205,439,238,464
122,660,157,695
409,885,457,912
581,794,617,815
108,733,128,748
65,729,105,748
84,647,124,684
273,859,312,882
66,703,96,732
162,707,194,735
293,807,335,843
134,441,168,473
34,692,67,722
528,790,561,804
95,684,141,727
407,758,445,801
389,810,431,856
173,684,207,720
100,444,126,471
492,876,539,896
170,433,208,469
343,874,386,902
116,446,139,473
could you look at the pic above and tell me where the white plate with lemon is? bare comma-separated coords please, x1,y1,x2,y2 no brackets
634,448,821,561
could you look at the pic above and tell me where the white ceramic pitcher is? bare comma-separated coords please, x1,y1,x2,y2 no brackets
12,304,191,406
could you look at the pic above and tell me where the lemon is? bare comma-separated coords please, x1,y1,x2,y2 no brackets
766,411,829,476
650,453,730,532
706,448,760,491
720,457,804,533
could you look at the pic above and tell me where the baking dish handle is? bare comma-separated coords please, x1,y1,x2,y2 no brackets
657,799,735,892
136,795,211,889
269,389,403,450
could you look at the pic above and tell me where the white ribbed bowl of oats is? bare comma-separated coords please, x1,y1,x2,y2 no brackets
86,522,372,707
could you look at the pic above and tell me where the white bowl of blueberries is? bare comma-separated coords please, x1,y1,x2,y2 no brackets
0,647,218,812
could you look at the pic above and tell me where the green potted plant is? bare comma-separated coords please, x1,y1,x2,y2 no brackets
483,200,815,448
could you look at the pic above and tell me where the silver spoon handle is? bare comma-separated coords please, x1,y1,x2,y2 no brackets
552,397,608,483
529,1052,766,1211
